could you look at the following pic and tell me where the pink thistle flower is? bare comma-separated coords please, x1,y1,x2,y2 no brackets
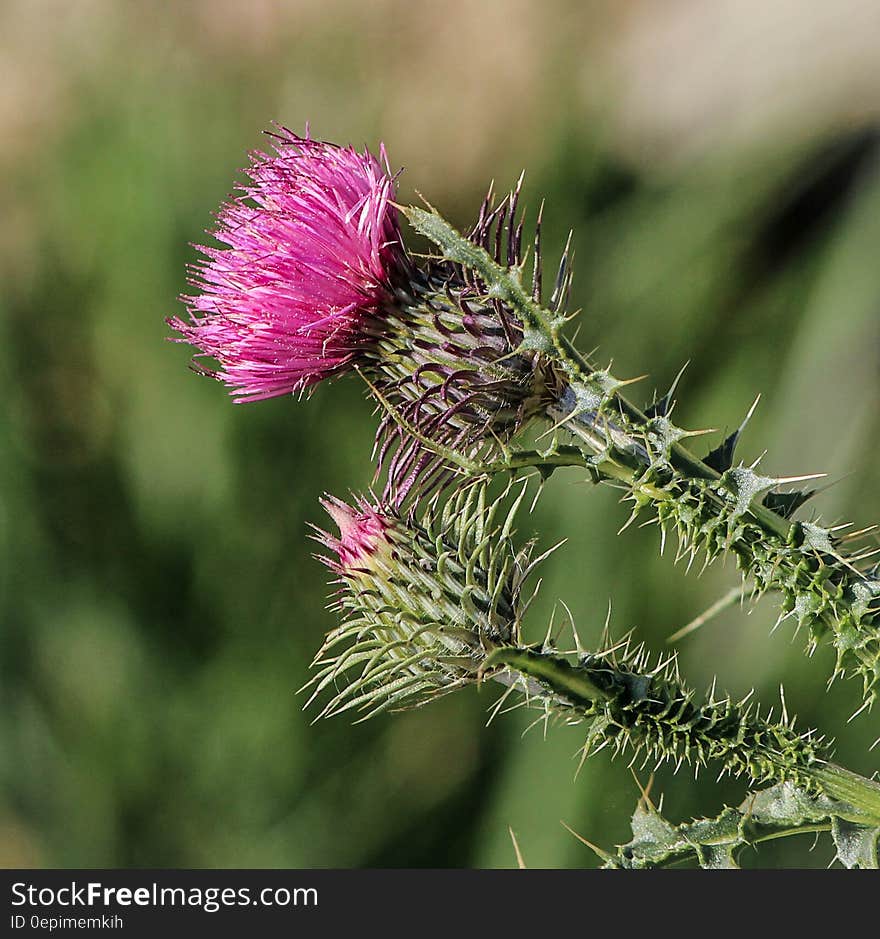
169,127,404,402
316,495,392,574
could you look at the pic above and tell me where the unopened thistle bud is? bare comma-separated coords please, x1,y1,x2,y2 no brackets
305,485,534,719
170,129,550,501
306,485,873,812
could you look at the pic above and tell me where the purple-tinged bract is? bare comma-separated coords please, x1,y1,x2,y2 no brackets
169,128,404,401
305,485,531,719
316,494,392,575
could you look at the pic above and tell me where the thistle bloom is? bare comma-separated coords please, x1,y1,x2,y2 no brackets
169,127,404,401
169,127,555,506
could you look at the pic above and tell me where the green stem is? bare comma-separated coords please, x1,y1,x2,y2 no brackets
812,764,880,822
403,203,880,699
486,644,880,825
486,645,611,704
405,204,796,543
560,377,793,542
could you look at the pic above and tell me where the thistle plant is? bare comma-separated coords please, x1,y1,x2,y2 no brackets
600,781,880,869
304,482,880,858
169,128,546,500
171,126,880,868
397,204,880,705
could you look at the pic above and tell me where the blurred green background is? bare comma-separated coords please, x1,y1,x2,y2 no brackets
2,1,879,868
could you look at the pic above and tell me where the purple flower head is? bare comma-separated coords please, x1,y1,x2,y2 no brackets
316,495,392,575
169,127,404,402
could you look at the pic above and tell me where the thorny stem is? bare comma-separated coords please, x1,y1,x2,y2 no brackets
404,204,798,543
485,645,880,824
612,819,832,870
811,764,880,822
562,389,794,542
600,773,880,868
403,204,880,700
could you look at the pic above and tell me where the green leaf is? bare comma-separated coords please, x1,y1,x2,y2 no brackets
831,817,880,869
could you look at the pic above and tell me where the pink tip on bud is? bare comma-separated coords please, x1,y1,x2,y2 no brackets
317,495,391,573
168,126,404,402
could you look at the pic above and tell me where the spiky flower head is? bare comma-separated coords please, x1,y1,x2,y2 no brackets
305,485,832,805
170,131,557,501
306,484,537,719
169,127,404,401
374,184,558,504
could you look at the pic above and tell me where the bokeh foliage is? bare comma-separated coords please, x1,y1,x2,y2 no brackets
1,1,879,867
